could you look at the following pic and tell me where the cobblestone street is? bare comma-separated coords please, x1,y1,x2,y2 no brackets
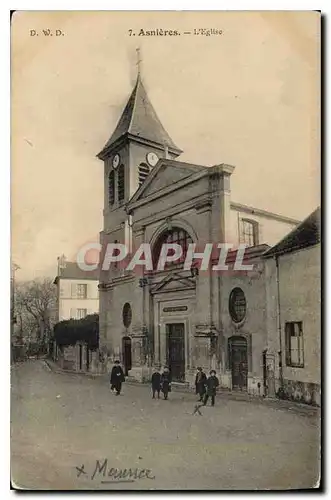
11,361,320,490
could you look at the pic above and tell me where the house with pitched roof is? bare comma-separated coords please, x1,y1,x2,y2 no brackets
53,257,100,372
53,257,99,323
263,208,321,404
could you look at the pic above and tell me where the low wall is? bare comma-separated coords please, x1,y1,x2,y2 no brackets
280,379,320,406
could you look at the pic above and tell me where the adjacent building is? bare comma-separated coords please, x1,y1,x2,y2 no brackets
264,208,321,405
53,258,99,322
53,258,100,372
96,71,304,392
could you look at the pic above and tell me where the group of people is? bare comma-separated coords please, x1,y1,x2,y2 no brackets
110,361,220,407
109,361,172,400
194,366,219,406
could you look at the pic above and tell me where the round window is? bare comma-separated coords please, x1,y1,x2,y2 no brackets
229,288,246,323
122,303,132,328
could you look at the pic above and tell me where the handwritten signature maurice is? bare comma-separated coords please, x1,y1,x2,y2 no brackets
76,459,155,484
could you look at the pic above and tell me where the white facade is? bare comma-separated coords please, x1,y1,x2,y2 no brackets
57,277,99,322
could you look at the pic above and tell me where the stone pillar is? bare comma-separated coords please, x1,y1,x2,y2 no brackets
209,164,235,382
129,333,150,382
194,202,214,335
192,334,211,372
215,164,235,244
131,226,145,333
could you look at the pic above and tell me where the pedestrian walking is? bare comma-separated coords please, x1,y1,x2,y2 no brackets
160,367,172,400
151,367,161,399
203,370,219,407
110,360,125,396
195,367,207,402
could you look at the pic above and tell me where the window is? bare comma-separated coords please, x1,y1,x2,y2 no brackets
229,287,246,323
118,164,125,202
241,219,259,247
77,284,87,299
108,170,115,206
153,227,193,268
76,308,87,320
285,322,304,367
114,240,119,270
138,162,150,187
123,303,132,328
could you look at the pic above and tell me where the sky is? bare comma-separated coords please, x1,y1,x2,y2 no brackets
11,11,320,281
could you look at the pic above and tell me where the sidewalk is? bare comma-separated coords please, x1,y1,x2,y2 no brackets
43,359,320,418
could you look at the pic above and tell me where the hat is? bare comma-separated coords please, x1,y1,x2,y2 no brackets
197,367,202,371
210,370,216,375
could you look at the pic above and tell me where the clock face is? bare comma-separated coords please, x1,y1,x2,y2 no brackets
147,152,159,167
112,154,120,169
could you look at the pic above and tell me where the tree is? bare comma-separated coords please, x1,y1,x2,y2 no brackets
15,278,57,349
54,314,99,351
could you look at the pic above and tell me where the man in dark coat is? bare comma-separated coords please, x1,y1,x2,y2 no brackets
195,367,207,402
151,368,161,399
203,370,219,407
160,367,171,400
110,360,125,395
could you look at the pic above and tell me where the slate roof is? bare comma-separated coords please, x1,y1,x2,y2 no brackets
263,207,320,258
97,74,182,159
54,262,99,284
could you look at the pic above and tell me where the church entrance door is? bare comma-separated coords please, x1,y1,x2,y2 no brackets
166,323,185,382
122,336,132,376
229,336,248,391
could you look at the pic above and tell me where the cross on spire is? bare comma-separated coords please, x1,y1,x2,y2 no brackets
136,47,142,76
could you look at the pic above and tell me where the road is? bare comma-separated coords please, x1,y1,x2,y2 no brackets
11,360,320,490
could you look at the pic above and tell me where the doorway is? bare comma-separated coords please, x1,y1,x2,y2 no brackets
122,336,132,376
166,323,185,382
79,344,83,371
229,336,248,390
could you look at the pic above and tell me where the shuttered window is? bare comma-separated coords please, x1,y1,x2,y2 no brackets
138,162,150,186
285,322,304,367
118,164,125,202
108,170,115,206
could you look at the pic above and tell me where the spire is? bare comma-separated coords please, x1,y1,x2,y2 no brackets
97,63,182,160
136,47,142,77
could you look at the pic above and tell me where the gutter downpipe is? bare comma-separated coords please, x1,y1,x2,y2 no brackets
275,254,284,390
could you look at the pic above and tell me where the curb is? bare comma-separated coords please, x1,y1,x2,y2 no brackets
42,360,319,414
43,360,107,379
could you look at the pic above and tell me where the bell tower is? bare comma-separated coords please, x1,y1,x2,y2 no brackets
97,51,182,274
97,51,182,247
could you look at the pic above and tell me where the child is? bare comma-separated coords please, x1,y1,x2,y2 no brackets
151,367,161,399
160,367,172,400
203,370,219,407
195,367,207,402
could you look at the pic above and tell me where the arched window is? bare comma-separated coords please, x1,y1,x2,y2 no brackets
118,164,125,202
108,170,115,206
241,219,259,247
138,162,150,187
229,287,247,323
153,227,193,268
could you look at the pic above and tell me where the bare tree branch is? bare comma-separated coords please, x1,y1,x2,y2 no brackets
15,278,57,344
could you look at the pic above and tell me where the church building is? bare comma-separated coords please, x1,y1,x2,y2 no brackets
97,69,300,394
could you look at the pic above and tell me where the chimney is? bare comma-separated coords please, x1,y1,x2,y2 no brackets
164,143,169,159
